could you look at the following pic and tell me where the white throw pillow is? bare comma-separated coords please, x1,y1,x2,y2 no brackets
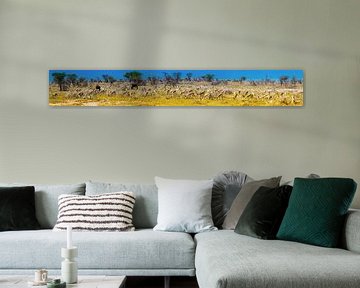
153,177,217,233
53,192,135,232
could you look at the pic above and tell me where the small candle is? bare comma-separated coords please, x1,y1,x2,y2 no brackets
67,225,72,249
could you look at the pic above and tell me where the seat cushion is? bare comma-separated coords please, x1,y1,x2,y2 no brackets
0,229,195,271
195,230,360,288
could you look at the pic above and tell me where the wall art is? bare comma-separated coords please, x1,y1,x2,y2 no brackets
49,70,303,107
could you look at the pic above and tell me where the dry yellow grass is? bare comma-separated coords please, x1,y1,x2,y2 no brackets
49,82,303,107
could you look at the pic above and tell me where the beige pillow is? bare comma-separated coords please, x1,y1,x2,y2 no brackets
222,176,281,230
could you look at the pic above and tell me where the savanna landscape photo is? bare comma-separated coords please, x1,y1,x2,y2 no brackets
49,69,304,107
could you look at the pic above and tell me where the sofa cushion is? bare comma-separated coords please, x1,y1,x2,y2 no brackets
153,177,216,233
234,185,292,239
342,209,360,253
195,230,360,288
53,192,136,232
212,171,249,228
0,183,85,228
0,229,195,271
0,186,40,231
277,178,357,247
86,181,158,229
222,176,281,229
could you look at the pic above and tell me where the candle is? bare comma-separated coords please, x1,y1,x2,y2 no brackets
67,225,72,249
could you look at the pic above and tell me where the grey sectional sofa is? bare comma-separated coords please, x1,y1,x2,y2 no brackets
195,218,360,288
1,181,360,288
0,181,195,279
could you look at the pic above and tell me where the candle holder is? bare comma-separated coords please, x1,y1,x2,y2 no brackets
61,247,78,284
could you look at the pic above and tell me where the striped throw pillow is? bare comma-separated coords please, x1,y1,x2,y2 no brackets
53,192,136,231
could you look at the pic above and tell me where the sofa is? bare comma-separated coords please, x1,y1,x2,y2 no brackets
1,180,360,288
195,213,360,288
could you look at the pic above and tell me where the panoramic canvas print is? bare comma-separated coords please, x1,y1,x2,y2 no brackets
49,70,303,107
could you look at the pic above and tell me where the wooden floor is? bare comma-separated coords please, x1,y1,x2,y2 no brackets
126,276,199,288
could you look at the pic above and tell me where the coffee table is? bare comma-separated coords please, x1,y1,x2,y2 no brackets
0,275,126,288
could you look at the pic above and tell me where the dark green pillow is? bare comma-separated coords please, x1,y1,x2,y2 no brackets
277,178,357,247
0,186,41,231
235,185,292,239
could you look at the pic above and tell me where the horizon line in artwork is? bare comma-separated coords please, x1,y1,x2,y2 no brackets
48,69,304,107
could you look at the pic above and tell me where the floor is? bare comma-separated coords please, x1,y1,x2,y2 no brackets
126,276,199,288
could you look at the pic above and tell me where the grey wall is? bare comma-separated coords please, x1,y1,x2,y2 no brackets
0,0,359,207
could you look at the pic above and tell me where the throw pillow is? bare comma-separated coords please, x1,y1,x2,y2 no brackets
153,177,217,233
222,176,281,230
234,185,293,239
0,186,41,231
282,173,320,186
277,178,357,248
0,183,86,228
53,192,136,231
212,171,250,228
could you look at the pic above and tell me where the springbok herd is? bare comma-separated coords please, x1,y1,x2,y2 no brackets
49,81,303,106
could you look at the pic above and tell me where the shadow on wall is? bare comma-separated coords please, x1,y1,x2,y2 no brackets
1,96,359,208
123,0,167,67
0,0,168,104
1,96,356,181
0,0,359,208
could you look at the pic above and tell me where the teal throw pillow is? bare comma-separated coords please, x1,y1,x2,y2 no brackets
277,177,357,247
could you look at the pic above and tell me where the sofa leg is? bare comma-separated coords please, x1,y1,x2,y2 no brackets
164,276,170,288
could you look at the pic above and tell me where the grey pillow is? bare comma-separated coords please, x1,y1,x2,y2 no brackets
222,176,281,230
86,181,158,229
153,177,217,233
0,183,85,228
212,171,250,228
282,173,320,186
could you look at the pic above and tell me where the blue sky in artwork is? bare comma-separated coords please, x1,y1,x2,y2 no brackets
49,69,303,82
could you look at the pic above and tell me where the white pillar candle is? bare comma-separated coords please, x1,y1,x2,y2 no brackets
67,225,72,249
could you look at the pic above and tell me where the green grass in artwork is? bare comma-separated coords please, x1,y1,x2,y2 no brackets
49,82,303,107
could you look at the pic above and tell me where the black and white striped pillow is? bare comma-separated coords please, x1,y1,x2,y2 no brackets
53,192,136,231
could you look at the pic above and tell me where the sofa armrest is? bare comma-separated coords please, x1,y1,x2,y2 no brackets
342,209,360,253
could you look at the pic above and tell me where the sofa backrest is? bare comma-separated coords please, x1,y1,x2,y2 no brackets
86,181,158,229
0,182,86,229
